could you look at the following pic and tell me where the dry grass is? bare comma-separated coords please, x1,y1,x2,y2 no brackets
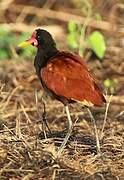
0,0,124,179
0,59,124,179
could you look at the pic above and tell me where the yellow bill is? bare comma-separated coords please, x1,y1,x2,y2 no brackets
18,41,31,48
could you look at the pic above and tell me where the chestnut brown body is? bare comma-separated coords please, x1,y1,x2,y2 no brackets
18,29,106,157
41,51,106,106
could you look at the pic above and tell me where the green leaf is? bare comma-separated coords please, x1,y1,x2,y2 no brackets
67,33,78,49
104,78,118,94
88,31,106,59
0,28,9,36
68,21,77,33
104,79,112,88
0,50,9,60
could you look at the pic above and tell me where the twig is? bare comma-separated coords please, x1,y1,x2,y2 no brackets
116,110,124,118
0,168,34,173
0,23,64,39
2,122,32,149
2,107,37,119
16,6,30,23
100,95,113,140
20,103,32,124
15,113,22,139
1,86,19,111
6,4,124,36
106,95,124,105
2,124,17,139
78,0,91,56
0,84,5,94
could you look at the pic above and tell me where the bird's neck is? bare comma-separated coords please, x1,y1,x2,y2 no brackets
34,46,58,78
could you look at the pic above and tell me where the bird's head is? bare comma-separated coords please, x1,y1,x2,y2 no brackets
18,29,56,49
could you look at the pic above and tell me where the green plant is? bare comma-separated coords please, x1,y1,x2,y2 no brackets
0,28,16,59
67,0,106,59
104,78,118,94
18,32,36,59
0,28,36,60
87,31,106,59
67,21,106,59
67,21,79,49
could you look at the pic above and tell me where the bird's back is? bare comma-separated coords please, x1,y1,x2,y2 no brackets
41,51,106,106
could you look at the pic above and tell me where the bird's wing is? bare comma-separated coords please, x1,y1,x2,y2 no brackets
41,52,106,106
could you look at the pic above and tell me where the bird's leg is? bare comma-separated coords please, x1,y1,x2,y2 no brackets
57,105,73,158
35,90,51,139
41,97,52,135
86,107,101,154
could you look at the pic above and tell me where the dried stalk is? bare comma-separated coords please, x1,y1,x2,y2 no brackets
6,4,124,36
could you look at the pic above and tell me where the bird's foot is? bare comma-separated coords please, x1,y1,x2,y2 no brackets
37,113,52,139
42,112,52,136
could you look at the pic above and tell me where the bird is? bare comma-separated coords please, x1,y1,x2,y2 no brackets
18,28,106,157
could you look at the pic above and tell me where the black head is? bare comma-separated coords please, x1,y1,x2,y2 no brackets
18,28,56,49
35,29,56,48
18,28,58,63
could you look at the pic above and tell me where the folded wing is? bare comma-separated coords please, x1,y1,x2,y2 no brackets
41,52,106,106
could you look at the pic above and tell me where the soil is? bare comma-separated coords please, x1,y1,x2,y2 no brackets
0,1,124,179
0,46,123,179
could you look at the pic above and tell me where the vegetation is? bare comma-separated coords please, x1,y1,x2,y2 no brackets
0,28,36,60
0,0,124,179
67,22,106,59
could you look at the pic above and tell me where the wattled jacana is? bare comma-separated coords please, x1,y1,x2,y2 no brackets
18,29,106,157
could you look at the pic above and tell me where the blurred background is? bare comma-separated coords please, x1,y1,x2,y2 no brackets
0,1,124,179
0,0,124,95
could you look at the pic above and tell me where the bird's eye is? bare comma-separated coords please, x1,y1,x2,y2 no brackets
37,35,40,40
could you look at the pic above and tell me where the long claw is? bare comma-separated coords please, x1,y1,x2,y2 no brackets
42,112,52,135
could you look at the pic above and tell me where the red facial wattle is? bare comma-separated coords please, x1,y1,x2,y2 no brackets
18,31,38,48
27,31,38,47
